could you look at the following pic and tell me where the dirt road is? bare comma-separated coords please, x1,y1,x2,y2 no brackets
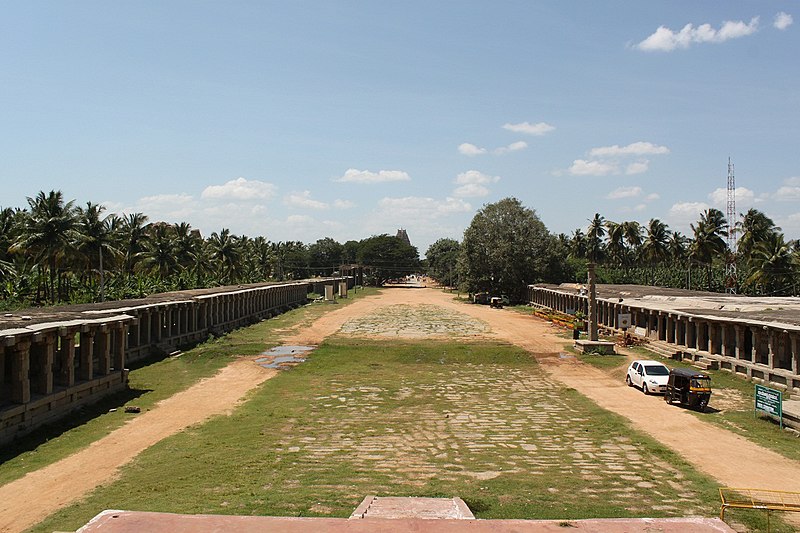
0,361,275,533
3,286,799,532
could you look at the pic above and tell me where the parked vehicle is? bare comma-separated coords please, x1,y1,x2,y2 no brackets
490,297,503,308
626,360,670,394
664,368,712,411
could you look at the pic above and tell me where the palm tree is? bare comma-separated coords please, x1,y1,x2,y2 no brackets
737,208,780,262
173,222,201,272
75,202,120,301
10,190,77,302
690,208,728,291
605,221,626,267
207,228,242,283
586,213,606,263
668,231,689,262
138,223,178,279
119,212,150,275
640,219,670,265
569,229,587,260
622,220,642,266
745,233,796,295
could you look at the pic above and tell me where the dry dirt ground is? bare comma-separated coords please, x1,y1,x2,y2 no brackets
2,286,800,532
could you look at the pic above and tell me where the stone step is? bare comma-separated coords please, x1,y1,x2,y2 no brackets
350,496,474,520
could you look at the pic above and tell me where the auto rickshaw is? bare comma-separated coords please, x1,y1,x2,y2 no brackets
664,367,712,411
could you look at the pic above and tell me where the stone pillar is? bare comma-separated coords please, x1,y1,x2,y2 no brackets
113,325,126,371
709,323,719,355
11,340,31,404
792,334,799,375
767,328,775,369
687,320,696,349
587,263,598,341
57,330,76,387
96,328,111,375
77,330,94,381
666,315,675,344
30,335,55,395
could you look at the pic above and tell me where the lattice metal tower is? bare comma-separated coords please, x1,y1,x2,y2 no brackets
725,157,737,293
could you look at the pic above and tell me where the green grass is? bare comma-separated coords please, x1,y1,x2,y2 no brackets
30,337,790,533
0,288,378,486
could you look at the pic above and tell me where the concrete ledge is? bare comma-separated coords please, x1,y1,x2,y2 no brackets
77,510,736,533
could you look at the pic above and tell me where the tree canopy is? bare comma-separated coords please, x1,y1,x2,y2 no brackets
459,197,558,302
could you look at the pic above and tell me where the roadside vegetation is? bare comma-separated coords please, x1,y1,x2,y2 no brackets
33,337,788,533
426,198,800,299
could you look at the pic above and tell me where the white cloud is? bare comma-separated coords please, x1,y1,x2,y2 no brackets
636,17,759,52
774,12,793,30
455,170,500,185
453,184,490,198
667,201,711,232
645,193,660,201
606,186,642,199
284,190,328,210
779,213,800,240
774,185,800,201
634,204,647,212
589,142,670,157
458,143,487,156
333,199,355,209
201,177,277,200
774,178,800,201
378,196,472,219
333,168,411,183
286,214,313,225
494,141,528,155
626,160,650,175
568,159,618,176
502,121,555,136
708,186,756,207
453,170,500,198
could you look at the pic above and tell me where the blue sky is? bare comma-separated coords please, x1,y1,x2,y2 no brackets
1,2,798,254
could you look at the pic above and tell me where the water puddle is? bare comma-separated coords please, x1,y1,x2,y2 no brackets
255,345,316,369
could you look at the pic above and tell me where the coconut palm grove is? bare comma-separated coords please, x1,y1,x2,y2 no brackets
1,190,797,310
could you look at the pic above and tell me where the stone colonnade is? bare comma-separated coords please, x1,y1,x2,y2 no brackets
1,278,350,444
527,285,800,393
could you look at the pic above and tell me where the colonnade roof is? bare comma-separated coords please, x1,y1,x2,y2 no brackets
0,277,342,331
533,283,800,328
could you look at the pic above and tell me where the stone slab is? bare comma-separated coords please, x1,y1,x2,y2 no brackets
574,340,616,355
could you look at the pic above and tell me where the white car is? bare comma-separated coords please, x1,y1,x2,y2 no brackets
626,360,670,394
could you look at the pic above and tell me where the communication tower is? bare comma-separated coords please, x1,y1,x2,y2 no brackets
725,158,737,294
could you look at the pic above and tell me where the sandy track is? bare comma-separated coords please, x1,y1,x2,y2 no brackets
0,360,275,533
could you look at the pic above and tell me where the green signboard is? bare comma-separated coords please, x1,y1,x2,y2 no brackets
755,384,783,429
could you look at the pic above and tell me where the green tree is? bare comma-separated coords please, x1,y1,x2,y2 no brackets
425,238,460,287
737,208,780,262
357,234,419,286
11,190,78,302
308,237,343,276
690,208,728,291
75,202,120,301
745,233,796,295
586,213,606,263
459,197,555,302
